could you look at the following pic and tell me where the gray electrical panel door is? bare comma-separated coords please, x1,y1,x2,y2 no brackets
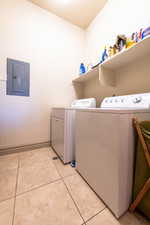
7,58,30,96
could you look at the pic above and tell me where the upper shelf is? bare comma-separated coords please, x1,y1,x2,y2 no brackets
72,66,99,84
72,36,150,86
101,36,150,70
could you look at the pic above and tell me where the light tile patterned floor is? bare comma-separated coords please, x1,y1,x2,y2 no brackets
0,147,149,225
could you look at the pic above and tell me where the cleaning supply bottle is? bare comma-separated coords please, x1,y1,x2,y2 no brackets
79,63,86,75
100,46,108,63
102,46,108,62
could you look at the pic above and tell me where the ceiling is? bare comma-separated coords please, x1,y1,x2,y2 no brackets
29,0,107,28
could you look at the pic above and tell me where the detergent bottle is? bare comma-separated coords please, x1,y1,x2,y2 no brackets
79,63,86,75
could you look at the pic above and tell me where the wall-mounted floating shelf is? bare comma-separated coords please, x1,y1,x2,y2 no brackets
101,36,150,70
72,66,99,84
72,36,150,87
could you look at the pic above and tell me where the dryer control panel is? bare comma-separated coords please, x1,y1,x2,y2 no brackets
101,93,150,109
71,98,96,109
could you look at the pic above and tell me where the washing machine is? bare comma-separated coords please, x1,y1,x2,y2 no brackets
51,98,96,164
75,93,150,218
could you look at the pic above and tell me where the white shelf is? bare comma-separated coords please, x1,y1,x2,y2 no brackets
101,36,150,70
72,66,99,84
72,36,150,87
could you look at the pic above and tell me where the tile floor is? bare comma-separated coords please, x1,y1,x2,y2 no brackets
0,147,149,225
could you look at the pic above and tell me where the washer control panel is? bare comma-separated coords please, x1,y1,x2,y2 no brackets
101,93,150,109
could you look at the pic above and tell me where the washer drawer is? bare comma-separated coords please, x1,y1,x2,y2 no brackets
51,109,65,120
51,117,64,160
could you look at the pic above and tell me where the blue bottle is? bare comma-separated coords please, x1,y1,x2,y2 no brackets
101,47,108,62
79,63,86,75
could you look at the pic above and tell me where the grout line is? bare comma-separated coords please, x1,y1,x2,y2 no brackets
5,149,104,225
52,164,77,180
62,178,86,224
10,150,63,199
15,177,62,198
0,196,16,204
62,169,107,224
84,207,106,224
12,154,20,225
60,171,77,179
52,160,85,224
52,156,107,225
9,149,103,225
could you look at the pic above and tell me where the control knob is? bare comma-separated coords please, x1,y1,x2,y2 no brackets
133,96,142,104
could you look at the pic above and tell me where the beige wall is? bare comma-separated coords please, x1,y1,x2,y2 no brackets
0,0,85,149
84,0,150,103
86,0,150,65
1,0,150,149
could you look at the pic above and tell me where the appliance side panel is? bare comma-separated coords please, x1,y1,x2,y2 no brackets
118,111,150,216
64,110,75,163
118,114,135,216
51,109,65,161
75,111,120,216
